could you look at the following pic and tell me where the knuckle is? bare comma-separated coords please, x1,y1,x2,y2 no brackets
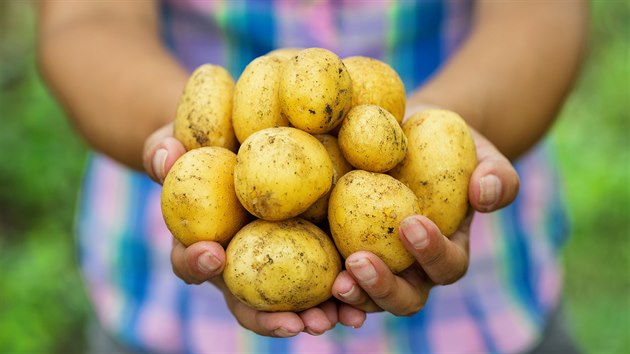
436,260,469,285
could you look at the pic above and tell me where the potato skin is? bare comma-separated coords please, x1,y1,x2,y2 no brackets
223,218,341,312
174,64,237,152
265,47,303,61
232,55,290,144
338,104,407,173
343,56,406,123
328,170,419,273
160,147,248,247
279,48,353,134
234,127,334,221
301,134,353,223
389,109,477,236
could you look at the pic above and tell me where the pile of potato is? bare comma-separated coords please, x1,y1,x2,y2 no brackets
160,48,477,312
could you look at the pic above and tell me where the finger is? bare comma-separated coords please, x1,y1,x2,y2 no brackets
170,240,225,284
332,270,381,313
399,214,471,285
345,251,430,316
221,292,304,337
469,129,520,212
338,303,366,329
142,123,186,184
299,301,336,335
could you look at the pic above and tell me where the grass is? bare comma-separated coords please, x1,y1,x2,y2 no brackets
0,1,628,353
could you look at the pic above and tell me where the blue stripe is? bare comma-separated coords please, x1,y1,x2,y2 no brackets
462,291,500,354
412,0,443,88
403,300,432,353
159,0,176,53
116,174,153,350
503,174,545,327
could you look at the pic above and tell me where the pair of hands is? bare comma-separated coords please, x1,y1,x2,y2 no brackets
143,121,519,338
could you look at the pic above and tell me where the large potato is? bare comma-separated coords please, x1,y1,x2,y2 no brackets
389,109,477,236
266,47,303,61
174,64,238,152
338,104,407,173
328,170,419,273
279,48,353,134
232,55,290,144
223,218,341,312
343,56,406,123
301,134,353,223
234,127,334,221
161,147,248,247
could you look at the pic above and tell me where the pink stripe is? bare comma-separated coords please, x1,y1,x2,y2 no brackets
487,309,537,353
190,317,239,354
137,304,183,353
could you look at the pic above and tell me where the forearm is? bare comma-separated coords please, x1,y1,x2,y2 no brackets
409,0,588,160
37,1,187,170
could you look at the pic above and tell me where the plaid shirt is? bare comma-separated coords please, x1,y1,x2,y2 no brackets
77,1,569,353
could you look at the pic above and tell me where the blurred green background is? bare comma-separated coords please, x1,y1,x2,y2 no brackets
0,1,628,353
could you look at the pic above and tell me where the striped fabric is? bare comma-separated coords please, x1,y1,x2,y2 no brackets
76,1,569,353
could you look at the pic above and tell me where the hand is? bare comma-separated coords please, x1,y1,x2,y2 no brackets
143,123,366,336
331,128,520,316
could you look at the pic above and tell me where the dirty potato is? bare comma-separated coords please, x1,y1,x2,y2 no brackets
233,55,289,144
343,56,406,123
389,109,477,236
301,134,353,223
234,127,334,221
279,48,353,134
161,147,248,247
223,218,341,312
328,170,420,273
338,104,407,173
174,64,238,151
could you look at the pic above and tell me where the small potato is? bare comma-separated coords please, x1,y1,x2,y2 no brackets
223,218,341,312
389,109,477,236
232,55,289,144
343,56,406,123
338,104,407,173
328,170,420,273
234,127,334,221
174,64,238,152
301,134,353,223
161,147,248,247
279,48,353,134
266,47,303,61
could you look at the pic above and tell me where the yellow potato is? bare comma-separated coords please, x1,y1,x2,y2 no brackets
279,48,353,134
232,55,289,144
266,47,303,61
389,109,477,236
174,64,238,152
328,170,420,273
338,104,407,173
223,218,341,312
161,147,248,247
234,127,334,221
343,56,406,123
301,134,353,223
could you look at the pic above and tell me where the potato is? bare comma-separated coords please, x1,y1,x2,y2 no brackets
234,127,334,221
328,170,420,273
174,64,238,152
266,47,303,61
389,109,477,236
338,104,407,173
301,134,353,223
232,55,289,144
223,218,341,312
161,147,248,247
279,48,353,134
343,56,406,123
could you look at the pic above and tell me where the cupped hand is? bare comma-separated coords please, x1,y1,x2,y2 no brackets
143,123,365,337
331,127,520,316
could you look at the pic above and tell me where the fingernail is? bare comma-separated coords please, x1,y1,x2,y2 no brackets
198,252,221,273
153,148,168,183
305,327,323,336
401,218,429,249
479,175,501,206
273,327,299,338
348,258,377,286
338,285,358,300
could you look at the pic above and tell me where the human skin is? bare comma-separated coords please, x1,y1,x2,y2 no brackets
37,0,587,338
